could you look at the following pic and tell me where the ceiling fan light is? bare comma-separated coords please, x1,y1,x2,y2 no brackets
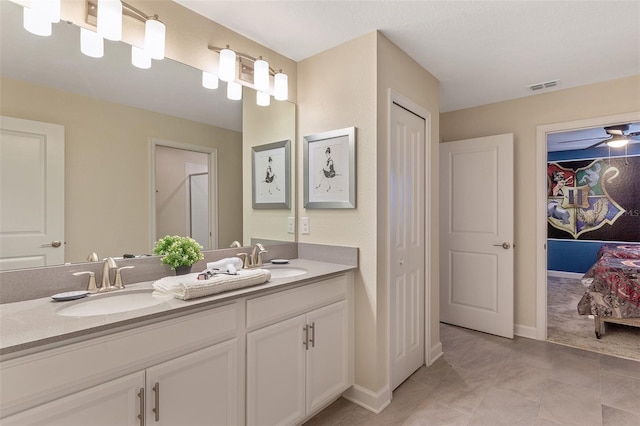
202,71,219,89
23,6,52,37
227,81,242,100
80,27,104,58
274,71,288,101
97,0,122,41
131,45,152,69
219,47,236,82
144,18,165,60
606,135,629,148
254,57,269,92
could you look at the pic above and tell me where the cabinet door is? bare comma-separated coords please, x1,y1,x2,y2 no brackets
1,371,145,426
306,300,350,414
247,315,307,426
146,339,239,426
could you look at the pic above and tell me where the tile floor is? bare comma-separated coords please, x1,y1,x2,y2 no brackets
304,323,640,426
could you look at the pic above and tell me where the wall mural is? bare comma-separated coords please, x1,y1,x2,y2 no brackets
547,156,640,240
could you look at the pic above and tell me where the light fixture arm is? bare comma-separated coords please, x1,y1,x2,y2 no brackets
208,45,279,76
87,1,160,26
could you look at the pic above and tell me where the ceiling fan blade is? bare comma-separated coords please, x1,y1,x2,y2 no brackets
585,138,609,150
556,136,607,144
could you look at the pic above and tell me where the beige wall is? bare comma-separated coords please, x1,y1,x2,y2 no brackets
297,31,441,395
0,77,242,263
440,75,640,329
376,33,441,362
242,89,297,245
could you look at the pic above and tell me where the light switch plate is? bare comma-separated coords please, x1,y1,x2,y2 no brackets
301,217,310,234
287,217,295,234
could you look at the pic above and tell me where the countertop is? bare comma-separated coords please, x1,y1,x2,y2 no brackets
0,259,356,358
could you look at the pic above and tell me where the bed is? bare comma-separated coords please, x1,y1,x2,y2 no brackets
577,244,640,338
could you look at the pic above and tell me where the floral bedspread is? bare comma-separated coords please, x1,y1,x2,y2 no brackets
582,244,640,284
578,256,640,318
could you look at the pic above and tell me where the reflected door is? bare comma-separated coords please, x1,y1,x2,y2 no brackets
0,116,64,270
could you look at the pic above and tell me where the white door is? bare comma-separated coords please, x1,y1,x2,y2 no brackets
306,301,350,414
145,341,239,426
439,134,514,338
390,103,425,389
1,371,145,426
0,116,64,270
246,315,307,426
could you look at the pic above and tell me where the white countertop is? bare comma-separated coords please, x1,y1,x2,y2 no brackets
0,259,356,358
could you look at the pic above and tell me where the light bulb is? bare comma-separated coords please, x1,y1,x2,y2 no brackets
23,6,52,37
274,71,288,101
606,135,629,148
254,57,269,92
202,72,219,89
97,0,122,41
256,91,270,107
80,27,104,58
132,45,152,69
144,18,165,60
219,47,236,82
227,81,242,100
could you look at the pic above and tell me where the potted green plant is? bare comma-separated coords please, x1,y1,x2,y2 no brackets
153,235,204,275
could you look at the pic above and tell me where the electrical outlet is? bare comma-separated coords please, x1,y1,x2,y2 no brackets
287,217,295,234
301,217,310,234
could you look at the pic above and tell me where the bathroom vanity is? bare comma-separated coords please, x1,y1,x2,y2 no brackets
0,257,355,426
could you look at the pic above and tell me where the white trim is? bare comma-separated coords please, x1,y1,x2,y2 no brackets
514,324,537,340
387,89,436,387
150,139,219,251
547,270,583,280
428,342,443,366
341,384,391,414
535,111,640,341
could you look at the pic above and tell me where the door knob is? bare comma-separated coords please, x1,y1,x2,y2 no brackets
493,242,511,250
41,240,62,248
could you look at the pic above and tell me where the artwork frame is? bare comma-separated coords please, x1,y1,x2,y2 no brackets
303,127,356,209
252,139,291,209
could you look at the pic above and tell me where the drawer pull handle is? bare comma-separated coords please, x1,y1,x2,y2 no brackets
137,388,145,426
309,322,316,348
153,382,160,421
303,325,309,350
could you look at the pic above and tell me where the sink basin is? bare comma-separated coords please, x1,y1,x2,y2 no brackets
56,290,167,317
265,265,308,279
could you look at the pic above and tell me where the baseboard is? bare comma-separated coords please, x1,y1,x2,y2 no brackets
547,270,583,279
427,341,443,365
342,384,391,414
514,323,538,340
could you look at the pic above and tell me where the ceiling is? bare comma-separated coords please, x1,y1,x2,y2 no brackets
174,0,640,113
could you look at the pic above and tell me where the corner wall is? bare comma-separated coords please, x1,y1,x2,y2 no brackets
441,75,640,330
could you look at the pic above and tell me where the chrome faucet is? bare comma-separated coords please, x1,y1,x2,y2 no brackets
100,257,117,292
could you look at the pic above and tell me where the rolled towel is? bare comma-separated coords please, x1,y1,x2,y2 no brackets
207,257,244,272
153,268,271,300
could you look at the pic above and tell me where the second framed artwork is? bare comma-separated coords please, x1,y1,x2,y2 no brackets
252,139,291,209
303,127,356,209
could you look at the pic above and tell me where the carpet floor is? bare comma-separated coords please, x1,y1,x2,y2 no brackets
547,275,640,361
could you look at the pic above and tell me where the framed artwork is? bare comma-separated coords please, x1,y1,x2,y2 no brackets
303,127,356,209
252,139,290,209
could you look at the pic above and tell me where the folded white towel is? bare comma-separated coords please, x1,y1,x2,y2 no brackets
207,257,244,272
152,268,271,300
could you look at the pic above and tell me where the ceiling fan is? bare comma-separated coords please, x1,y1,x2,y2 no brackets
560,124,640,149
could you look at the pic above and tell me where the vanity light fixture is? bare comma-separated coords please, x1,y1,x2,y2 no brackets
131,45,152,69
606,134,629,148
97,0,122,41
227,81,242,100
219,46,237,82
202,71,219,89
253,57,270,92
274,70,288,101
23,6,52,37
80,27,104,58
256,91,271,107
144,17,165,60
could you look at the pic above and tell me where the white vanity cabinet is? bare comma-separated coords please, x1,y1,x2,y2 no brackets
246,274,353,426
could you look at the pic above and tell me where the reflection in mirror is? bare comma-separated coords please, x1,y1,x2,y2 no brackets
0,0,295,270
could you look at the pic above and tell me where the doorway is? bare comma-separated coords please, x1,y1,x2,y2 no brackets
151,139,218,250
535,112,640,340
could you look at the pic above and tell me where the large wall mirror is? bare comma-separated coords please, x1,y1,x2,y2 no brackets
0,1,296,270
